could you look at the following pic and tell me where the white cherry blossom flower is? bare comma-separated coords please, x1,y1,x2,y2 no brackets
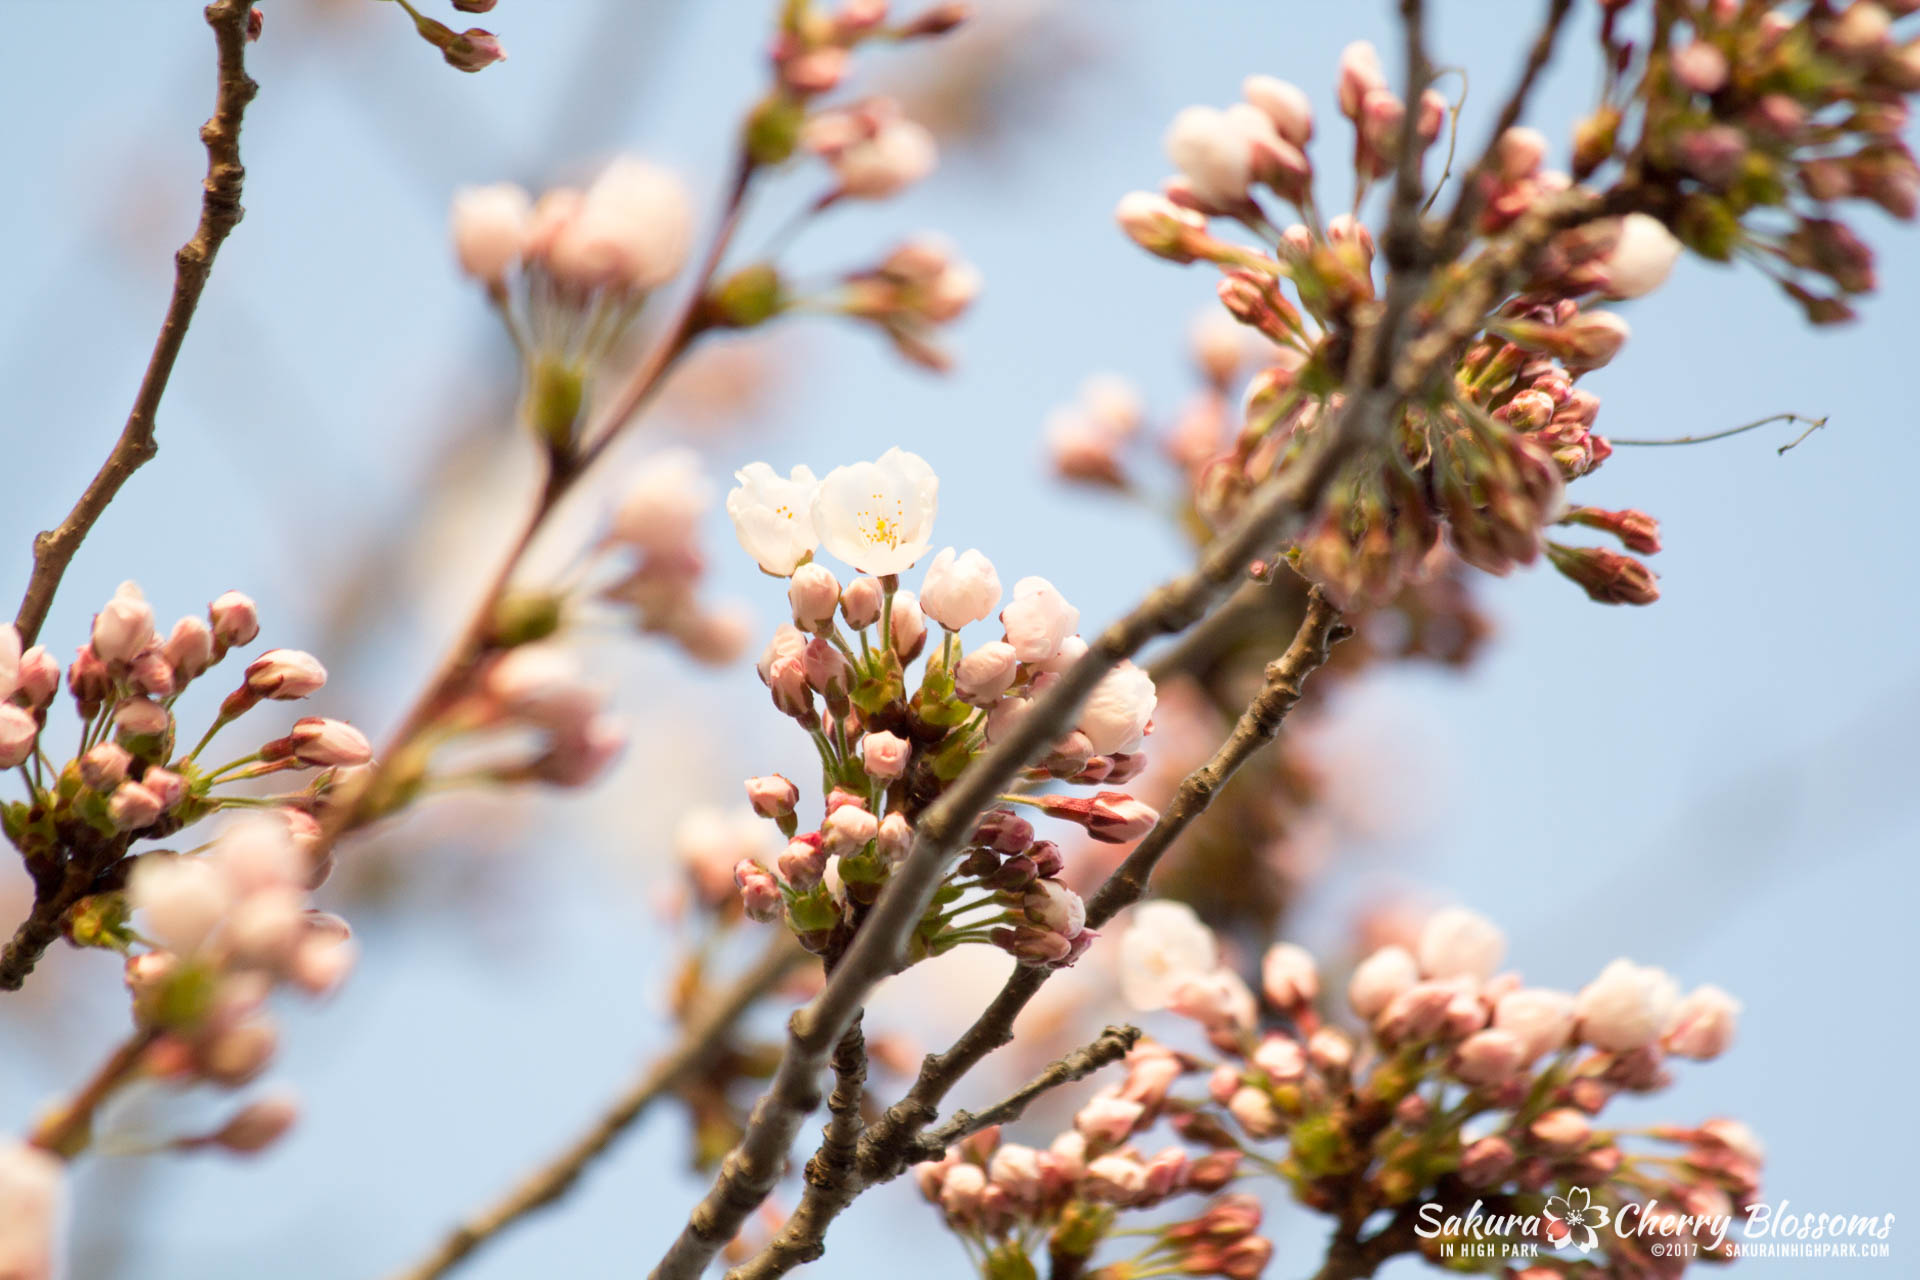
811,448,939,576
1119,900,1218,1010
727,463,821,576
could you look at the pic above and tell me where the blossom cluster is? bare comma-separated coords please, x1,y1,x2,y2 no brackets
2,583,369,890
916,902,1756,1278
722,449,1160,966
1115,44,1685,610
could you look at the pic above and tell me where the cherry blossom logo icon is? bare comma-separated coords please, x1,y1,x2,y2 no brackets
1543,1187,1609,1253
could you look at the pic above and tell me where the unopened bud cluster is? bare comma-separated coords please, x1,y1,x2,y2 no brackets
723,449,1160,966
914,901,1755,1277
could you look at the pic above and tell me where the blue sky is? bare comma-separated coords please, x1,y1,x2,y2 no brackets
0,2,1913,1277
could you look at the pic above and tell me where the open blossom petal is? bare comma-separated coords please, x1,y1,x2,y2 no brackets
811,448,938,576
0,1140,63,1280
450,182,532,286
1119,900,1219,1010
727,463,821,576
546,157,693,294
1575,958,1680,1052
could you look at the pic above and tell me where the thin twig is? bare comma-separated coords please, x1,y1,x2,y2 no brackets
11,0,258,647
0,0,257,993
382,934,804,1280
908,1024,1140,1162
649,407,1363,1280
28,1027,161,1159
1609,411,1829,453
853,592,1349,1192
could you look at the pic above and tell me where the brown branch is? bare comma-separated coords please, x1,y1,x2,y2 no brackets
11,0,258,647
908,1023,1139,1161
852,591,1349,1193
1,0,257,993
28,1027,161,1159
381,934,804,1280
1310,1201,1425,1280
650,400,1363,1280
1433,0,1576,264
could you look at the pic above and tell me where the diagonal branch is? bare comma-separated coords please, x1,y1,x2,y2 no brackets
0,0,258,994
382,934,804,1280
648,409,1363,1280
906,1023,1140,1163
11,0,259,648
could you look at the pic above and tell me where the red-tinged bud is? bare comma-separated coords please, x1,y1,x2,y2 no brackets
164,617,215,684
788,564,842,632
896,1,968,37
875,812,912,863
246,6,263,40
1216,272,1300,344
1562,505,1661,554
734,859,784,921
1104,753,1147,783
822,804,878,856
452,0,497,11
1500,388,1556,431
1459,1135,1516,1188
745,774,799,820
283,717,374,768
972,808,1033,854
211,1094,298,1154
801,637,852,698
889,591,927,661
0,706,37,770
767,655,816,724
1035,791,1158,843
1671,41,1729,94
1186,1151,1242,1192
1547,542,1660,605
115,697,171,740
201,1019,278,1086
18,645,57,709
839,576,884,629
245,649,327,700
778,835,828,890
141,768,187,811
78,743,132,791
1529,1107,1592,1153
1115,192,1215,263
209,591,260,652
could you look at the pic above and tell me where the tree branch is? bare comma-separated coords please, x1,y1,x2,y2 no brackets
908,1023,1139,1162
0,0,258,994
649,406,1362,1280
10,0,259,648
381,934,804,1280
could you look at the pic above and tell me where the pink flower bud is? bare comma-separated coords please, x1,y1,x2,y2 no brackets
1022,879,1086,938
1563,505,1662,554
1336,40,1387,117
17,645,58,709
163,616,215,684
986,1142,1043,1204
1417,907,1505,981
1576,958,1680,1051
802,638,852,698
286,717,374,767
78,743,131,791
1496,126,1548,181
1597,213,1681,299
787,563,842,631
1169,968,1258,1033
1114,191,1212,263
861,730,911,780
128,855,234,955
92,581,155,666
1377,980,1456,1043
875,812,912,863
202,1019,278,1086
1243,74,1312,147
1227,1086,1283,1139
1459,1135,1516,1187
140,768,187,811
1259,941,1318,1011
1671,40,1730,93
1075,1087,1146,1147
954,640,1019,705
972,808,1033,853
734,859,784,921
1529,1107,1592,1153
1000,577,1078,663
1076,661,1156,756
1664,984,1740,1060
450,182,531,287
245,649,327,700
821,804,878,856
745,775,799,820
209,591,260,650
291,933,355,996
889,590,927,661
1348,944,1419,1019
212,1093,299,1154
1251,1034,1305,1083
778,836,828,890
839,576,884,629
115,697,170,739
0,706,36,769
1307,1026,1353,1074
830,116,937,199
1494,987,1577,1062
919,547,1002,630
1547,543,1660,605
1035,791,1158,843
1453,1028,1528,1088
